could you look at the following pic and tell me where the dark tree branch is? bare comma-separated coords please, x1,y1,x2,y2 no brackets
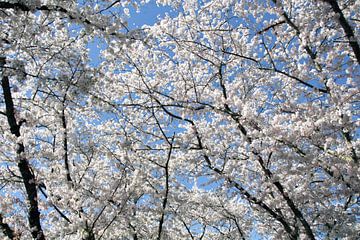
97,195,130,240
0,1,133,40
233,217,246,240
256,154,315,240
0,2,92,25
257,20,286,34
0,213,15,240
260,67,329,93
38,184,71,224
228,176,298,240
96,0,121,14
271,0,317,60
83,221,95,240
1,58,45,240
61,106,73,182
181,220,195,240
342,130,358,164
221,96,315,239
157,134,175,240
323,0,360,64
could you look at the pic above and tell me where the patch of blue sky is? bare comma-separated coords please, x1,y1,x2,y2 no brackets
127,1,176,29
86,1,176,67
87,36,106,67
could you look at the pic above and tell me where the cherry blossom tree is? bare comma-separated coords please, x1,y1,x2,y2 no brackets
1,0,359,239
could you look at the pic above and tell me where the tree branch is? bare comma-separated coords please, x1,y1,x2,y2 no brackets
1,58,45,240
157,134,175,240
0,213,15,240
0,2,129,40
61,106,73,182
323,0,360,64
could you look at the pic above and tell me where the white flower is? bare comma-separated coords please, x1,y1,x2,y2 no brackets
124,8,130,17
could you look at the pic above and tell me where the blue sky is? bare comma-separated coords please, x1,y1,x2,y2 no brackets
128,1,174,28
87,1,174,66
